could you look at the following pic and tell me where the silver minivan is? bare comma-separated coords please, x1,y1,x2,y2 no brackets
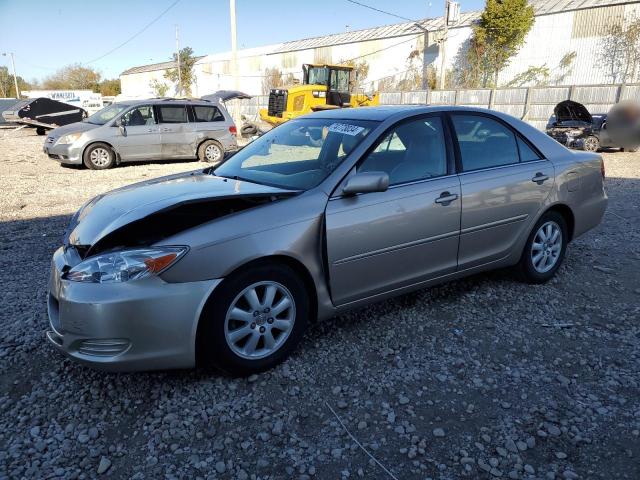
43,98,238,169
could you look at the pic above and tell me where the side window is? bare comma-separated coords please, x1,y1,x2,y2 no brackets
122,105,155,126
359,117,447,185
451,115,519,171
158,105,188,123
193,105,224,122
517,136,542,162
330,69,350,92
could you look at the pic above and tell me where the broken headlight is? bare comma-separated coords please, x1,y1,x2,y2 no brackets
65,247,187,283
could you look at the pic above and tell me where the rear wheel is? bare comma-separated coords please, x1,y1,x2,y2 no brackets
199,263,309,375
198,139,224,164
83,143,115,170
517,211,568,284
583,136,599,152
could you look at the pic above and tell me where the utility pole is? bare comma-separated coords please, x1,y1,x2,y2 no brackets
438,0,450,90
2,52,20,98
175,25,182,97
229,0,239,90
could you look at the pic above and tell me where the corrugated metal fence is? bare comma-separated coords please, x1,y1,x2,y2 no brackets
381,84,640,130
225,84,640,130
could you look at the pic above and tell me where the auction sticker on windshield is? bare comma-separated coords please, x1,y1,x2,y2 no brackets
328,123,365,136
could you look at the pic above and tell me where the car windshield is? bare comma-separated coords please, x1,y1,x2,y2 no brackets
85,104,130,125
214,118,377,190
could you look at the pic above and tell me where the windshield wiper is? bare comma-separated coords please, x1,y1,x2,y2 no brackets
216,173,261,185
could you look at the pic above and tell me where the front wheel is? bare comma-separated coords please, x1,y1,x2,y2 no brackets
582,136,599,152
83,143,115,170
516,211,568,284
198,263,309,375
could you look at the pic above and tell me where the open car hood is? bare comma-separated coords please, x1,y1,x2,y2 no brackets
201,90,252,103
65,169,295,256
553,100,593,124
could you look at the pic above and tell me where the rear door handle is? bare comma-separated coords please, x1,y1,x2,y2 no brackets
532,172,549,184
435,192,458,205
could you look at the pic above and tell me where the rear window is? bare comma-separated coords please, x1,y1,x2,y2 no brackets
158,105,188,123
193,105,224,122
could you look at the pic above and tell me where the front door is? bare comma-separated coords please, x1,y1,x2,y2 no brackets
156,104,195,158
449,113,554,269
325,115,461,305
114,105,161,161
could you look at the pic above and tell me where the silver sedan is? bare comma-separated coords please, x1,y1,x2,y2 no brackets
46,106,607,374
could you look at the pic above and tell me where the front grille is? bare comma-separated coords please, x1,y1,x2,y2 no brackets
78,339,130,357
268,90,287,117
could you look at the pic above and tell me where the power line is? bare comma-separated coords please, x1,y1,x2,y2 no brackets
345,0,416,23
84,0,181,65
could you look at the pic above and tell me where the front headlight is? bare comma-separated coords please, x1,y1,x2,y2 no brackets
65,247,187,283
56,132,83,145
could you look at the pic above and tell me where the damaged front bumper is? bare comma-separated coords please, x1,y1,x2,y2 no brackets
43,141,83,165
46,246,221,371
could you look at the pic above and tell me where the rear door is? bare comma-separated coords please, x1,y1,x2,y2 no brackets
449,113,554,269
156,104,194,159
113,105,161,161
325,114,461,305
191,104,233,150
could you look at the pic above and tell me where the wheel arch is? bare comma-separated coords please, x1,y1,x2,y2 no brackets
194,254,318,365
545,203,575,241
82,140,119,162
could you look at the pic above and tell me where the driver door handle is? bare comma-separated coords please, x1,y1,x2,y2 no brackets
532,172,549,184
435,192,458,205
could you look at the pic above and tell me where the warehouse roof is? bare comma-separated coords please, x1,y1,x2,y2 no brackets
271,0,638,54
121,56,205,76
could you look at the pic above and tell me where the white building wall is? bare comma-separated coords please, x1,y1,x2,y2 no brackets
120,69,177,98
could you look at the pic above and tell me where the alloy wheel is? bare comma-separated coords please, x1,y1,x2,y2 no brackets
224,281,296,360
205,144,222,162
531,221,562,273
90,147,111,167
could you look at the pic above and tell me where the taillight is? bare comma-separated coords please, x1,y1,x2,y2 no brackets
229,125,237,136
600,158,605,179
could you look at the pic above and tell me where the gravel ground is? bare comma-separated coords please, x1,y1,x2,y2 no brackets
1,128,639,480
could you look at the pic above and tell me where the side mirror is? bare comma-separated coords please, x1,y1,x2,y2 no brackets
342,171,389,196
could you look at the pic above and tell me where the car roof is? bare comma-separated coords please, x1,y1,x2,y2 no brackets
302,105,510,122
115,98,219,107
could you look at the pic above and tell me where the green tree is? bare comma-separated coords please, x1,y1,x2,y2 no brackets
164,47,197,96
466,0,535,87
149,78,170,97
99,78,121,96
0,66,31,97
42,64,102,91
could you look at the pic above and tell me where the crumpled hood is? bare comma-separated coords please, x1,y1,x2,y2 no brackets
65,169,295,250
49,121,99,138
553,100,593,124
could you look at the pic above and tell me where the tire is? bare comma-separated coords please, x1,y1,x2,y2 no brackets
582,136,599,152
36,127,46,136
198,139,224,164
83,143,115,170
516,211,568,284
198,263,310,375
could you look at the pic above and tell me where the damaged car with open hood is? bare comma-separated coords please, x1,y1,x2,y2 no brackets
47,106,608,375
546,100,639,152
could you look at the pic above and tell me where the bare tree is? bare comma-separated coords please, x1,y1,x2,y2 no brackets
599,17,640,83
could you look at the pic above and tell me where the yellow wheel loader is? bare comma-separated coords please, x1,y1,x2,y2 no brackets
259,64,379,126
